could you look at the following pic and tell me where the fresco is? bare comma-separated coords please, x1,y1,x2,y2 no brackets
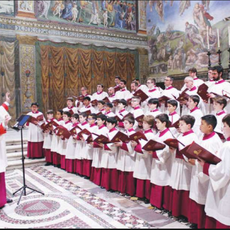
138,1,147,31
18,1,34,13
146,1,230,77
35,0,137,32
0,1,14,16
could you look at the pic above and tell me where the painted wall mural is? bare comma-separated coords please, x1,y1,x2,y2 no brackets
146,1,230,77
35,0,137,32
138,1,147,31
0,1,14,16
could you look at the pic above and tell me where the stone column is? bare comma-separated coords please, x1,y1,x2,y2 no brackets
138,48,149,84
17,35,37,113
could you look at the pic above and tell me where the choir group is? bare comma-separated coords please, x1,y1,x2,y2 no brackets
2,65,230,228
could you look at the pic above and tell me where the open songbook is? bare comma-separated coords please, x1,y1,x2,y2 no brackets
179,141,221,165
164,138,179,149
40,122,52,132
133,89,149,102
158,95,171,107
28,115,44,125
129,131,148,142
169,119,180,129
142,139,166,151
177,89,189,104
56,126,71,139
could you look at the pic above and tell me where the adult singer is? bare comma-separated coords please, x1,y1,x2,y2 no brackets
0,92,13,208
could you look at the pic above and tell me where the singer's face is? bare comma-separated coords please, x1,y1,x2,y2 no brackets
155,119,165,131
212,70,221,81
31,105,38,113
222,122,230,139
124,120,133,130
179,120,190,133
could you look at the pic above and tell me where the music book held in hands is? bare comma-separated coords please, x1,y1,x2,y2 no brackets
40,123,50,132
133,89,149,102
56,126,71,139
69,127,77,136
142,139,166,151
177,90,189,104
114,85,120,93
28,115,44,125
115,115,123,122
135,114,144,123
129,131,148,142
170,119,180,129
103,97,110,103
158,95,170,106
91,99,98,106
94,134,110,144
197,83,209,101
164,138,179,149
222,90,230,99
179,141,221,165
112,99,120,106
110,131,129,143
50,120,60,127
215,131,225,140
78,128,91,138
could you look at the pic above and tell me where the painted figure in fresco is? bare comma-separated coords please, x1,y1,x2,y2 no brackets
186,49,197,68
38,1,51,19
88,1,101,25
149,1,154,12
168,55,174,70
155,0,164,22
202,0,210,10
52,1,64,18
179,0,191,16
173,50,183,70
71,3,79,23
107,1,114,27
101,0,106,11
103,10,108,27
193,3,213,34
62,2,73,20
127,11,135,30
185,22,205,48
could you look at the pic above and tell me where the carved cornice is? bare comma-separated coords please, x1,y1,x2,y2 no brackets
0,16,148,47
16,35,37,45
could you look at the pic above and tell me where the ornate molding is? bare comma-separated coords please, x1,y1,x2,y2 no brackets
0,16,148,47
16,35,37,45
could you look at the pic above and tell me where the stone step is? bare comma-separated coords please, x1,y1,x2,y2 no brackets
6,139,28,146
6,144,27,153
6,158,46,171
7,151,27,161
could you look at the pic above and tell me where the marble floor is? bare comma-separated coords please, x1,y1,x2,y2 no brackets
1,164,192,229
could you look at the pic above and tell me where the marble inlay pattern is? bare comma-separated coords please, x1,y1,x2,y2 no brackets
2,166,153,228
